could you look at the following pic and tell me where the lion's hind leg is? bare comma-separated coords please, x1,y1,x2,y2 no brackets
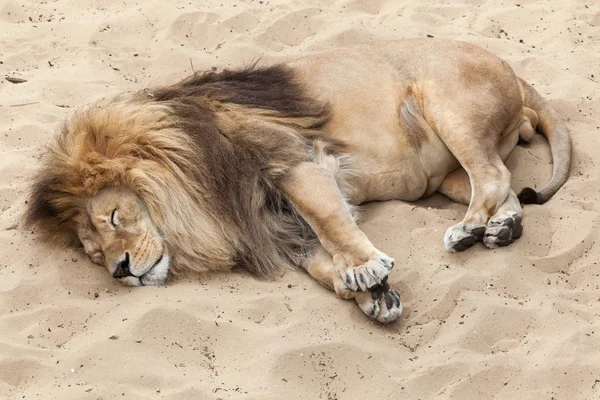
439,122,523,251
438,168,471,205
303,245,402,324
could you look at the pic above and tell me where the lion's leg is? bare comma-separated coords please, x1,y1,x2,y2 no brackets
438,122,523,252
438,126,521,206
281,162,394,291
436,120,520,253
438,168,471,205
303,245,402,323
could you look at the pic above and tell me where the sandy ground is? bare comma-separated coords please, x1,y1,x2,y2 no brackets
1,0,599,399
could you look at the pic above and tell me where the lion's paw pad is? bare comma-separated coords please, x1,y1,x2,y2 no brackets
484,214,522,249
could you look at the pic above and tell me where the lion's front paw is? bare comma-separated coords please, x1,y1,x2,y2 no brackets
335,252,394,292
355,278,402,324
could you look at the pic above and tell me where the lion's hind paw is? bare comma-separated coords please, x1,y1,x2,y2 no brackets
355,277,402,324
484,213,523,249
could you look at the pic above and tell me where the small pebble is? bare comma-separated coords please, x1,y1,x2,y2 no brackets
5,76,27,84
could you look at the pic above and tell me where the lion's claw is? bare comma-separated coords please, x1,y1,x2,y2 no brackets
343,254,394,292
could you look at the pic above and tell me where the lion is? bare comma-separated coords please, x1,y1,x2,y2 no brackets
23,39,571,324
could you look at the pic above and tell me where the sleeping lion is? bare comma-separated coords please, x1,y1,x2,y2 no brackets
24,39,571,323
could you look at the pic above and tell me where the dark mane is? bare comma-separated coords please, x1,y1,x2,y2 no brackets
150,63,327,121
23,62,348,278
147,64,338,276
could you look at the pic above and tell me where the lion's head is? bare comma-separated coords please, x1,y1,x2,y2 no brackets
76,186,169,286
23,96,237,286
23,65,335,286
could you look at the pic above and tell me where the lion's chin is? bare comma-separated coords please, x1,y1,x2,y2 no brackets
116,255,170,287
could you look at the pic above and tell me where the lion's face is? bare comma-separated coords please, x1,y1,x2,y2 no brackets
76,187,170,286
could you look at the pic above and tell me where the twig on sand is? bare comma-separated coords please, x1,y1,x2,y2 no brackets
9,102,39,107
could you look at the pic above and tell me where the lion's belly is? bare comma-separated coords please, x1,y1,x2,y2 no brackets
351,158,428,204
345,134,459,205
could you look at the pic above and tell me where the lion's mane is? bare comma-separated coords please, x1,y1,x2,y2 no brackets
24,64,353,276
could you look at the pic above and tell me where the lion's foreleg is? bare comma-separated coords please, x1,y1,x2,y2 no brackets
281,161,394,292
303,244,402,324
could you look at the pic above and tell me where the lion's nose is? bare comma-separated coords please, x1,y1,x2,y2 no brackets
112,252,133,279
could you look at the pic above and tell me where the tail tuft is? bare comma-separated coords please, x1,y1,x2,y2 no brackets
517,187,540,205
517,77,571,205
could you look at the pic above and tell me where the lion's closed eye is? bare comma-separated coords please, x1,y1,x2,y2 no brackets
110,209,119,227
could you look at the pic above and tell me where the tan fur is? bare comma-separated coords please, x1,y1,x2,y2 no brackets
24,39,571,322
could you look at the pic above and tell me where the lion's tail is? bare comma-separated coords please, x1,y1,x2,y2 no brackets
517,77,572,205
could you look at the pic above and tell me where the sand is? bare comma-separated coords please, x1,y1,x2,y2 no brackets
1,0,599,399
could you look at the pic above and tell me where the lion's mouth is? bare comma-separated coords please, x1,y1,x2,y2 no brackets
115,254,169,287
138,254,169,286
141,255,164,278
